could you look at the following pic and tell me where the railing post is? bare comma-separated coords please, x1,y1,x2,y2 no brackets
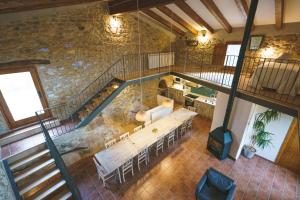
159,52,160,74
37,116,82,200
2,160,22,200
122,56,126,80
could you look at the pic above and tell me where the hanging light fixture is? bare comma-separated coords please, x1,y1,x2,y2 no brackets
135,110,147,122
135,0,147,122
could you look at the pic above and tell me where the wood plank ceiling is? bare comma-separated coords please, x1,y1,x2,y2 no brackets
0,0,299,36
107,0,297,36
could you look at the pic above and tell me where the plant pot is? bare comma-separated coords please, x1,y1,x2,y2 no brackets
242,145,256,159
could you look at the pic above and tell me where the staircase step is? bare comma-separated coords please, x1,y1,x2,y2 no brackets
6,143,47,165
15,158,55,182
10,149,50,171
20,169,60,195
58,191,72,200
32,180,66,200
0,120,60,146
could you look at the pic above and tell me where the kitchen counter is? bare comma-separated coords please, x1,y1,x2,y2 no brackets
195,95,216,106
194,95,216,120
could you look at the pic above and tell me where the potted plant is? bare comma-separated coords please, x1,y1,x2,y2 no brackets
243,109,280,159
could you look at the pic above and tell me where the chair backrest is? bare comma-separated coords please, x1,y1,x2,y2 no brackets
134,125,143,132
138,146,148,158
122,158,133,170
144,120,151,127
181,121,187,130
187,118,193,126
120,132,129,140
157,135,164,147
105,139,116,149
188,106,196,112
168,129,176,139
93,157,106,177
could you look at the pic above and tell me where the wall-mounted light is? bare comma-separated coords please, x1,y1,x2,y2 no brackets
198,30,208,43
107,15,123,35
262,48,274,58
197,29,211,49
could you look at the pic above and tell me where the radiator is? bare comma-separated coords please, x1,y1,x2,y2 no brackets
148,52,175,69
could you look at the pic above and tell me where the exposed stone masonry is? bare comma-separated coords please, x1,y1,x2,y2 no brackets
0,2,171,133
54,78,161,166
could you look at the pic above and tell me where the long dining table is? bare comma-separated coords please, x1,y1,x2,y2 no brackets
94,108,197,183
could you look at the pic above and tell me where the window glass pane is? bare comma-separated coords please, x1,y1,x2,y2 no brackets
224,44,241,67
0,72,44,121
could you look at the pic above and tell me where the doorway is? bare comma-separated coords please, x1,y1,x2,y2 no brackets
0,66,49,128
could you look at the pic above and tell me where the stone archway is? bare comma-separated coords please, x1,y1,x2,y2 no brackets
158,79,168,97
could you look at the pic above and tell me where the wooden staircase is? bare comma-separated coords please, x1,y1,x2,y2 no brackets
3,143,75,200
75,78,125,127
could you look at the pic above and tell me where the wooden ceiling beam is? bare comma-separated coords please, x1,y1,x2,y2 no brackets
142,9,185,36
108,0,176,15
0,0,101,15
234,0,249,18
157,5,198,35
275,0,284,29
234,0,255,29
174,0,214,33
200,0,232,33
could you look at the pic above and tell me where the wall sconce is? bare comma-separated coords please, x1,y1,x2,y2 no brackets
262,48,274,58
197,30,211,49
107,15,123,35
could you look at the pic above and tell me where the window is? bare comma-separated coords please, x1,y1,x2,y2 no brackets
224,44,241,67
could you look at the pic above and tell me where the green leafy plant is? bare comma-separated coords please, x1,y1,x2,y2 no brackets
250,109,280,150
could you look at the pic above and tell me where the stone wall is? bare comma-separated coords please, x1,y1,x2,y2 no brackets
0,2,173,133
174,23,300,67
247,34,300,59
54,78,162,166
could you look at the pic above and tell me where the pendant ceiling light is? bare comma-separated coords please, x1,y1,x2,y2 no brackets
135,0,147,122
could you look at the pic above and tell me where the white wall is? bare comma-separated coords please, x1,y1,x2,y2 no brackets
211,92,254,159
243,105,293,162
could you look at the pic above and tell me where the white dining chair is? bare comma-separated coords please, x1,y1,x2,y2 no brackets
93,157,116,187
119,132,129,141
167,129,176,148
121,157,134,182
187,117,193,130
156,135,164,157
104,139,116,149
144,120,151,127
188,106,196,112
133,125,143,132
137,146,149,171
179,121,187,138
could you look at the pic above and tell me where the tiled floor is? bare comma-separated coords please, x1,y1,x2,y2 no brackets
69,116,300,200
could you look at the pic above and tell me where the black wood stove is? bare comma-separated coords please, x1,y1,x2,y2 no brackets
207,126,233,160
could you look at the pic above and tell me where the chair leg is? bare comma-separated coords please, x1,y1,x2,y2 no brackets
123,170,126,182
102,177,106,187
131,167,134,176
118,169,122,184
138,160,141,171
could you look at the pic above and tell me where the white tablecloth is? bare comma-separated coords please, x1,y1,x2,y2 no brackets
94,108,197,174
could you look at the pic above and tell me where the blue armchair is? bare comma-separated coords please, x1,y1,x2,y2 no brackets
195,168,236,200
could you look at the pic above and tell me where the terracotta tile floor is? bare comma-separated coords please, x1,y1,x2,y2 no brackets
69,116,300,200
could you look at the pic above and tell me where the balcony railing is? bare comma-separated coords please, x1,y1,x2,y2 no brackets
36,51,299,139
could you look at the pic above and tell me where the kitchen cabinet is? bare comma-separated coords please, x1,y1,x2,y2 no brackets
194,98,215,120
168,87,185,105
